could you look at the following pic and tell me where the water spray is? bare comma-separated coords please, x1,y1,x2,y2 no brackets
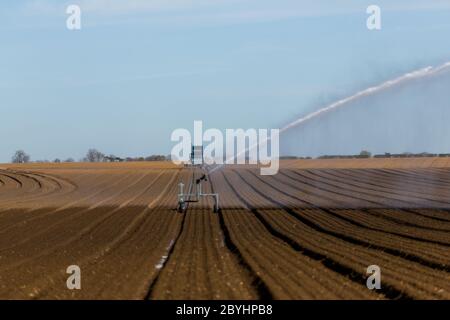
282,62,450,132
208,61,450,174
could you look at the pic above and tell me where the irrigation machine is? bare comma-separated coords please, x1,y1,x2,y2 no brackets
177,145,220,213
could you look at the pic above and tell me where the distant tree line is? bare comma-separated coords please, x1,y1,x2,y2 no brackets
279,151,450,160
317,151,450,159
11,149,170,164
11,150,30,163
317,150,372,159
82,149,169,162
372,152,450,158
10,149,450,164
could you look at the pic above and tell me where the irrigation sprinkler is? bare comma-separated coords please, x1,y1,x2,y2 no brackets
177,174,219,213
177,182,188,212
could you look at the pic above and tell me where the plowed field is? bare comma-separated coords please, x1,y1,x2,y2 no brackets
0,159,449,299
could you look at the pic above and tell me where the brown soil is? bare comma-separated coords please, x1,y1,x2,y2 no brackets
0,160,449,299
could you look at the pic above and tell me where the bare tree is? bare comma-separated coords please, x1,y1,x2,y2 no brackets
64,158,75,163
85,149,105,162
12,150,30,163
145,155,166,161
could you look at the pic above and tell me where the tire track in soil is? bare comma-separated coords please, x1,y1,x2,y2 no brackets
207,169,274,300
0,172,46,209
287,169,448,208
281,169,450,231
365,208,450,231
2,170,183,299
305,169,450,225
0,171,23,188
268,170,450,251
0,175,140,260
254,207,450,299
209,169,274,300
49,170,183,299
11,171,78,204
0,172,94,225
144,211,188,299
316,169,450,206
2,165,449,299
0,171,105,214
244,170,450,271
0,172,136,254
144,170,196,299
274,171,450,241
222,173,390,298
408,208,450,222
340,168,450,200
0,172,133,240
228,169,450,299
360,209,450,233
214,172,380,299
147,169,259,300
267,172,450,256
0,171,168,272
380,168,450,187
337,209,450,243
0,171,67,208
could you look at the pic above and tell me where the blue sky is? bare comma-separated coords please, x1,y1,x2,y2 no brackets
1,0,450,161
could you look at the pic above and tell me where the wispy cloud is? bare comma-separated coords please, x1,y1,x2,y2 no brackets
80,0,234,15
21,0,450,15
0,69,224,90
14,0,361,28
21,0,239,16
66,69,225,87
14,0,450,27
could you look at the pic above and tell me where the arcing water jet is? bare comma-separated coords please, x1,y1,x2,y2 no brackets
208,61,450,174
281,62,450,133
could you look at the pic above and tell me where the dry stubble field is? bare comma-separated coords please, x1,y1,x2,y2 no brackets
0,158,449,300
